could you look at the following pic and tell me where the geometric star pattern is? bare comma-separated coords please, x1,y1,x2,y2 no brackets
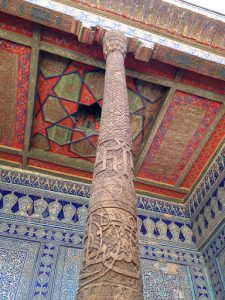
32,52,166,163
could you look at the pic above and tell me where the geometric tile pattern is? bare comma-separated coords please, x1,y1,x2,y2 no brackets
0,167,189,216
203,227,225,300
0,179,212,300
32,52,166,162
0,190,88,226
181,114,225,189
206,258,225,300
0,158,224,220
217,248,225,289
141,260,193,299
192,176,225,247
190,267,211,299
0,39,31,149
0,248,26,299
1,163,223,299
187,147,225,216
138,215,195,246
53,247,82,300
0,188,194,246
0,225,214,300
0,230,210,300
138,91,222,185
0,237,39,300
32,243,57,299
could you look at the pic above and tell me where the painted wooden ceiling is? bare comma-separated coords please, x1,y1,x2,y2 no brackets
0,12,225,203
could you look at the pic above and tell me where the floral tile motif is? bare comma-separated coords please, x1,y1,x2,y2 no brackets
192,175,225,247
141,259,193,300
217,248,225,289
53,247,82,300
0,236,40,300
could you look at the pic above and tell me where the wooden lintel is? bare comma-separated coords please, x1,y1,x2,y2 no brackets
0,28,32,46
22,23,41,167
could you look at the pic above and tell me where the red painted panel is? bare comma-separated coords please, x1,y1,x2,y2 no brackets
0,12,33,37
28,158,93,179
0,39,31,149
0,152,22,163
182,70,225,95
138,91,221,185
134,181,186,202
181,113,225,189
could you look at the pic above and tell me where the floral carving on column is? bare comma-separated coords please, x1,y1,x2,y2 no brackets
77,30,143,300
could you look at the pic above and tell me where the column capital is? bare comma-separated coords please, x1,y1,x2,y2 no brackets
102,30,127,59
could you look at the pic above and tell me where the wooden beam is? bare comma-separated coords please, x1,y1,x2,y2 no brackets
0,28,32,46
28,149,94,172
176,82,224,103
135,177,189,194
0,159,21,168
0,146,24,156
22,23,41,167
24,165,93,184
134,187,185,204
39,41,106,69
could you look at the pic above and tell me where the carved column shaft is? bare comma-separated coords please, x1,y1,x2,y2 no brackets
78,31,143,300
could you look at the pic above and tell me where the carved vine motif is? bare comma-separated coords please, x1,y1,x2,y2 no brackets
80,209,140,285
78,30,143,299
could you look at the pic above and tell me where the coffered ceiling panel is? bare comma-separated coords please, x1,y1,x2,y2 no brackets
31,52,167,163
0,39,31,149
137,91,222,185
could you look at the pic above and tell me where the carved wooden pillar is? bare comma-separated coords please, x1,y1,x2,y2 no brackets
77,30,143,300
